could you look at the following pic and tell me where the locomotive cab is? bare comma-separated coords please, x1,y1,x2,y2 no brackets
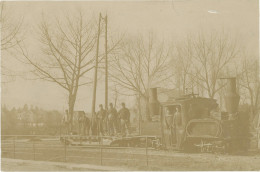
148,78,248,153
160,95,219,151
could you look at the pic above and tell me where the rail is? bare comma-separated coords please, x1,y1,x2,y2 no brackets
1,135,154,167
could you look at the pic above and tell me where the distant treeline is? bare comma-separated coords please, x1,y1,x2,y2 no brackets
1,103,258,136
1,104,63,135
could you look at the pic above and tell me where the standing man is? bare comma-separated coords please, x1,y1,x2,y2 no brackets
77,111,85,135
83,115,91,136
62,110,70,134
165,107,174,146
107,103,118,135
118,102,130,136
97,104,106,136
174,107,182,149
91,112,98,136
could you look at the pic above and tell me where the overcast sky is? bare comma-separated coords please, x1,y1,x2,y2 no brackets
1,0,258,112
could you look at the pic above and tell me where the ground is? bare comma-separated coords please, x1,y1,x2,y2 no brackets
1,158,128,171
2,137,260,171
2,152,260,171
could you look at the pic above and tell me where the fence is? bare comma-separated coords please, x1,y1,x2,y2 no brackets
1,135,159,168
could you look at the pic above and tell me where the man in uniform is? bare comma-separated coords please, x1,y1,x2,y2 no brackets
174,107,182,149
78,111,85,135
83,114,91,136
62,110,70,134
107,103,118,135
97,104,106,136
118,102,130,136
91,112,98,135
165,107,174,145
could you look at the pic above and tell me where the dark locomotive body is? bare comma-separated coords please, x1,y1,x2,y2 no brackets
158,96,244,153
145,78,249,153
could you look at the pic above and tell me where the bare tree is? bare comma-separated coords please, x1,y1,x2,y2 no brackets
237,55,259,124
0,2,23,51
173,35,194,94
18,12,99,131
110,33,172,120
188,31,239,98
1,2,24,83
18,12,121,131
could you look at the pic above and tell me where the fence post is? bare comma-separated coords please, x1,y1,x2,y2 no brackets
146,136,148,167
100,146,103,166
64,136,67,162
13,136,16,159
100,137,103,165
80,136,82,145
33,139,35,160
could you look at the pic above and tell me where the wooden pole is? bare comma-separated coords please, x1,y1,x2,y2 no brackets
104,15,109,135
91,13,102,117
105,15,108,112
138,54,141,135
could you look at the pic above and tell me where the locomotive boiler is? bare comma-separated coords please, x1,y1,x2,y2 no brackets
146,77,249,153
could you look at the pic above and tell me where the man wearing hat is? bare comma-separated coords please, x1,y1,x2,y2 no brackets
118,102,130,136
62,110,70,134
97,104,106,135
107,103,118,135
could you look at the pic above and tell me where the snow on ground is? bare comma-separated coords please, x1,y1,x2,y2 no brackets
1,158,130,171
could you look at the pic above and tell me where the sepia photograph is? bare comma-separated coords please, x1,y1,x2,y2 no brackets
1,0,260,171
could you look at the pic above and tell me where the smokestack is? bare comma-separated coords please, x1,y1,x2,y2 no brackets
222,77,240,113
149,88,159,116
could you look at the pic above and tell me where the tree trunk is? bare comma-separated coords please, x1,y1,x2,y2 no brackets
145,96,151,121
68,94,76,133
182,75,186,94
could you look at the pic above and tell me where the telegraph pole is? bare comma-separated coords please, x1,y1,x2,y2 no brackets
91,13,102,117
138,55,141,135
105,15,108,112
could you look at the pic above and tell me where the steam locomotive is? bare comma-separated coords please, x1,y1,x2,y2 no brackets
144,77,249,153
61,78,249,153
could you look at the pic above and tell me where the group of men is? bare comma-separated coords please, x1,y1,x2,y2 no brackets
95,102,131,136
62,102,131,136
